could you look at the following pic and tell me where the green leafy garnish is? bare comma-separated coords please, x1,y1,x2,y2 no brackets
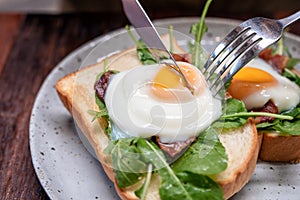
136,40,158,65
159,170,223,200
137,139,224,200
169,25,174,53
126,25,157,65
270,120,300,135
88,109,108,122
90,63,118,137
104,138,147,188
135,164,153,200
172,127,227,175
283,68,300,86
269,37,300,70
272,37,286,55
104,137,225,199
189,0,212,69
286,58,300,69
221,111,293,120
95,92,106,111
256,104,300,135
212,98,248,129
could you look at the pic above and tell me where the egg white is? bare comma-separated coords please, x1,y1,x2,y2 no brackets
104,62,222,143
243,58,300,112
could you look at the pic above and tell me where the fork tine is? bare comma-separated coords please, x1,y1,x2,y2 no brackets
203,25,245,73
208,32,260,86
210,36,263,96
205,27,255,80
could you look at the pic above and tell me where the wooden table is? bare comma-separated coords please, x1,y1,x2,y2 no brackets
0,12,299,200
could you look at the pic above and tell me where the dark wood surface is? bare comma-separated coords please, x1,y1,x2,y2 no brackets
0,11,299,200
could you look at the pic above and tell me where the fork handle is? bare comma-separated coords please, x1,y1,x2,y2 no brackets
279,10,300,28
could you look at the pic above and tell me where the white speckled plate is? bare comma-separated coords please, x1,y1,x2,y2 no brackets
30,18,300,200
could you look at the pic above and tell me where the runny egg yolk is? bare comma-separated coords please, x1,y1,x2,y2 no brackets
227,67,278,100
151,63,204,102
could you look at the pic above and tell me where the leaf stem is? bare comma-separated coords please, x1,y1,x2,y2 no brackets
145,140,193,200
194,0,212,67
276,38,284,55
221,111,293,120
169,25,174,53
126,25,138,45
140,164,152,200
196,0,212,43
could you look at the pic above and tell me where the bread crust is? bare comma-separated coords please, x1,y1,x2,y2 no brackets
55,36,259,199
212,119,259,199
259,132,300,163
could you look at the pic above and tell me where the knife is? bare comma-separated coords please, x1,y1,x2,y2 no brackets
121,0,194,94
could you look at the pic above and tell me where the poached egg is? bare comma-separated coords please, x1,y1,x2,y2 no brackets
104,62,222,143
227,58,300,112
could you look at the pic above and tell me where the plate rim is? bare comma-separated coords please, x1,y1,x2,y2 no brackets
29,16,300,200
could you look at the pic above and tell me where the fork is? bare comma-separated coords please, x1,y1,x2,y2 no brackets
204,11,300,96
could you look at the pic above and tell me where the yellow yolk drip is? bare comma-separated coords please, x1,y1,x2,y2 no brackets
151,63,204,101
153,66,183,89
227,67,278,100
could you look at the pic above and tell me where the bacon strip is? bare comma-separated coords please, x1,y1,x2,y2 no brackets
156,136,196,157
172,53,192,63
258,48,273,61
252,100,278,124
259,48,289,74
94,71,114,102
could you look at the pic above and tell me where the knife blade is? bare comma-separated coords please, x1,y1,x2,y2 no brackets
121,0,194,94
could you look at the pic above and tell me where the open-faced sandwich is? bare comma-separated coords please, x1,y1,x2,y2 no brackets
226,39,300,163
55,2,300,200
55,38,259,200
241,40,300,163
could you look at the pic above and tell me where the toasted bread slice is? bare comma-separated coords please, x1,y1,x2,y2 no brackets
55,36,259,199
213,120,258,199
259,131,300,163
257,68,300,164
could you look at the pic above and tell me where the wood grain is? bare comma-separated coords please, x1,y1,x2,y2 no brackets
0,13,127,200
0,14,24,75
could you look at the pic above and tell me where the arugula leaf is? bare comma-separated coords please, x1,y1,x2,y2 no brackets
88,109,108,122
136,139,224,200
286,58,300,69
169,25,174,53
159,170,223,200
95,92,107,111
172,127,227,175
256,104,300,135
213,98,248,129
223,98,247,113
189,0,211,69
270,37,292,57
134,164,153,200
136,39,157,65
190,22,208,44
104,138,147,188
92,67,117,137
137,139,169,169
272,120,300,135
105,136,225,199
282,68,300,86
282,105,300,117
255,120,279,129
126,25,157,65
215,98,293,130
272,37,285,55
